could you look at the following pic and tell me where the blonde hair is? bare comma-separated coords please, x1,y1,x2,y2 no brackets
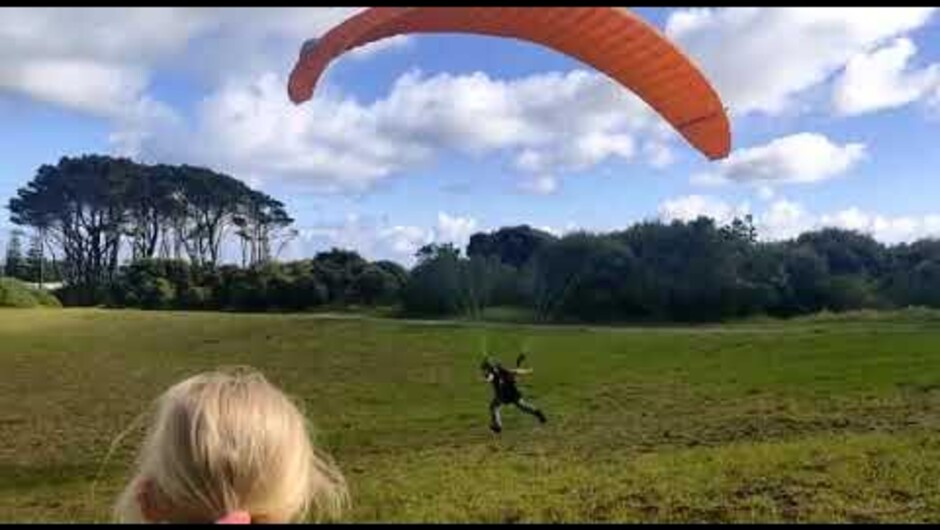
114,367,348,523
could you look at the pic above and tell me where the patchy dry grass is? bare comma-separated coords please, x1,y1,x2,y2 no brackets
2,309,940,522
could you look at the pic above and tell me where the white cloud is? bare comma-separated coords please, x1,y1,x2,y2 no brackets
658,195,750,225
434,212,478,248
643,141,675,169
17,7,936,121
818,208,940,244
289,211,479,265
292,214,423,264
665,8,937,115
513,150,545,173
537,225,561,237
379,224,434,257
519,175,559,195
759,199,814,240
185,73,429,192
168,9,367,91
833,37,940,116
927,87,940,114
757,185,776,201
107,96,185,157
17,6,940,208
0,8,371,119
0,8,204,118
348,35,414,59
694,133,866,187
925,215,940,234
2,8,721,196
0,59,149,118
819,206,870,232
0,6,398,177
537,222,582,238
129,68,676,193
657,195,940,244
374,69,661,174
689,172,728,187
0,8,208,63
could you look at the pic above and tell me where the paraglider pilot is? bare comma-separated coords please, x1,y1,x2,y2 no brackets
480,356,547,433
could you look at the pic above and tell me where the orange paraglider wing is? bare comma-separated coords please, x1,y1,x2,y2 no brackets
288,7,730,160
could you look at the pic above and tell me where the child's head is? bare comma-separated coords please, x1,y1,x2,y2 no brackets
114,367,347,523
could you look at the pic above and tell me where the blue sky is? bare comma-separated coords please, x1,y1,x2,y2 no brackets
3,8,940,264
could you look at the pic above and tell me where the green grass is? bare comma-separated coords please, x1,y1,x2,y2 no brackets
0,278,61,308
2,309,940,522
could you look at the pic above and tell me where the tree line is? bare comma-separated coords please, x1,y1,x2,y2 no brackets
5,154,940,322
106,249,407,312
7,155,295,304
405,218,940,322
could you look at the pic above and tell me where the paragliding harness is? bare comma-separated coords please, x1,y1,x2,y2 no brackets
481,354,546,433
483,356,522,403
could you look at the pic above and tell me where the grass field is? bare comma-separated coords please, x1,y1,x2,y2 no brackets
3,308,940,522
